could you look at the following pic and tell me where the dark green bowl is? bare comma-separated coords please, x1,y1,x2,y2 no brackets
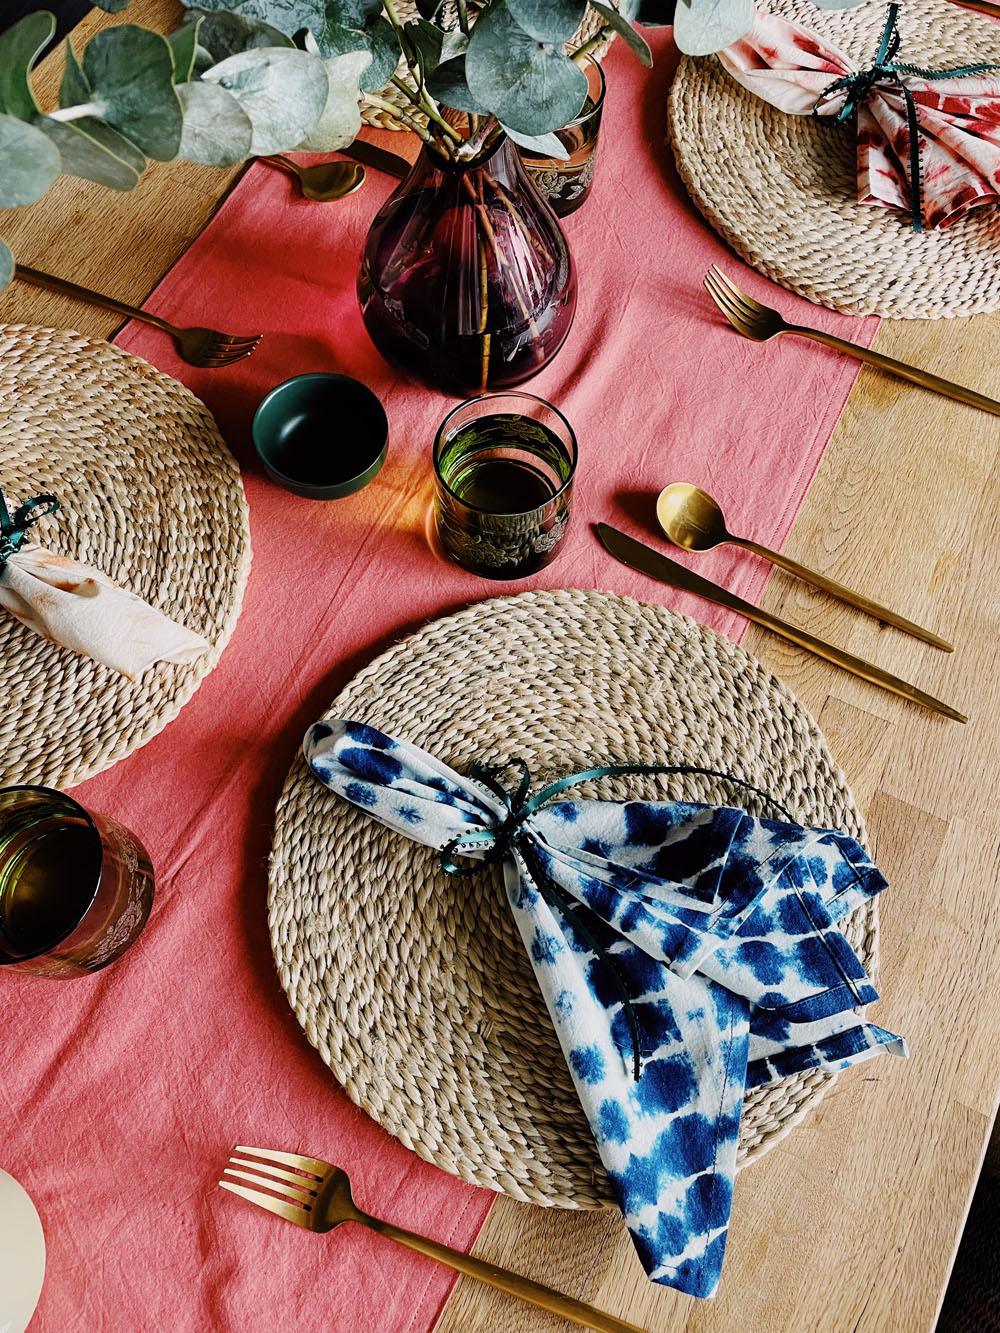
252,373,389,500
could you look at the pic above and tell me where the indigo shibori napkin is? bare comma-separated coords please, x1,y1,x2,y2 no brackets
304,719,906,1299
718,6,1000,230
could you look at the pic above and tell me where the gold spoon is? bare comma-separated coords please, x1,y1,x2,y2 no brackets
655,482,953,651
260,155,366,201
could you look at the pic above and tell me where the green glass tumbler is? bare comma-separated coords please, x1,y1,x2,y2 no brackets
433,391,577,580
0,786,154,979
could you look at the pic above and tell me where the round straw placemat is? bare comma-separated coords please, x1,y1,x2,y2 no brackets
269,588,878,1208
0,324,251,792
669,0,1000,318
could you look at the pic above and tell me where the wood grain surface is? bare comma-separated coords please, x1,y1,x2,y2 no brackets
3,5,997,1330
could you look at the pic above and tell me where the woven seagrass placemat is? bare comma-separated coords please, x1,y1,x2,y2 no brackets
269,588,878,1208
0,324,251,791
669,0,1000,318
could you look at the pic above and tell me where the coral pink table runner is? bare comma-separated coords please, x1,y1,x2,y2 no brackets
5,29,877,1333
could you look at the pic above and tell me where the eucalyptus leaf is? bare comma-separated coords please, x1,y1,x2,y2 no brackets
466,4,587,136
590,1,652,66
501,123,569,161
184,8,294,62
82,26,182,159
504,0,586,45
90,0,133,10
0,11,54,120
811,0,868,9
672,0,755,55
192,44,215,77
180,0,329,39
203,46,328,154
176,80,254,164
36,116,142,189
325,0,382,26
168,16,202,82
59,38,90,108
426,56,488,116
0,239,12,294
64,116,145,171
404,18,444,74
0,114,60,206
294,47,369,150
359,17,399,93
305,19,369,61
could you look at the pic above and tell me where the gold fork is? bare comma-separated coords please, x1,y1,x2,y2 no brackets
704,265,1000,418
14,265,262,368
220,1147,648,1333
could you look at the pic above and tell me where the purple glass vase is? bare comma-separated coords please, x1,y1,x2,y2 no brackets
358,134,578,398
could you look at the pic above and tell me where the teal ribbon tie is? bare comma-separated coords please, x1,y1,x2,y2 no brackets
438,756,792,1081
814,2,996,232
0,490,60,574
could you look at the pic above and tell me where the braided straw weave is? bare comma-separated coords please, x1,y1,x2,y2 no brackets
361,1,613,130
0,325,251,792
669,0,1000,318
269,588,878,1207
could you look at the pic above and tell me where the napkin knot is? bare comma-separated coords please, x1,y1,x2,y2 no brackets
0,490,60,572
814,2,996,232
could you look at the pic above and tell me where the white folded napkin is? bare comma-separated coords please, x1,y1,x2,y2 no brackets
0,493,209,681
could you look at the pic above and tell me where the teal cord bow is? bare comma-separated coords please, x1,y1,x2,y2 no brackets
814,2,997,232
438,756,792,1081
0,490,60,573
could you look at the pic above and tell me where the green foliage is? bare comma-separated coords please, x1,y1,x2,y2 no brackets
465,4,588,136
0,11,53,119
82,26,182,158
505,0,586,45
0,238,11,289
0,0,871,293
0,113,60,205
203,46,329,154
672,0,755,56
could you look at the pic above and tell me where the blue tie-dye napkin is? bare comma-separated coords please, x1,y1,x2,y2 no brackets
304,719,906,1299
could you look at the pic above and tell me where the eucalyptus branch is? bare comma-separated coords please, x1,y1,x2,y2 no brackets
46,102,106,122
364,93,436,145
571,25,613,64
455,114,502,161
389,75,464,145
457,0,471,36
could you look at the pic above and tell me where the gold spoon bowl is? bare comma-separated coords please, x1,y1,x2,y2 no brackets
261,155,366,202
655,482,952,651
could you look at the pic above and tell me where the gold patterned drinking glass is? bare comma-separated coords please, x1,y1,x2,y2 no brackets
518,56,606,217
433,391,577,580
0,786,154,978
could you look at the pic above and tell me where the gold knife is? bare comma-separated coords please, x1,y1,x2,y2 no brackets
596,524,967,723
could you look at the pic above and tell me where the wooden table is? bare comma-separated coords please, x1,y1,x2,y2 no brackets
5,5,998,1329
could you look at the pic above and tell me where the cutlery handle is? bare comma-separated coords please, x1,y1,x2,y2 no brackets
13,265,177,337
728,592,966,722
946,0,1000,17
736,538,953,651
358,1215,648,1333
790,327,1000,417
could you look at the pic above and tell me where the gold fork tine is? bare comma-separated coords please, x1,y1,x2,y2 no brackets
218,1179,311,1224
710,265,766,317
222,1166,317,1202
229,1155,321,1191
703,273,750,332
235,1144,333,1175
